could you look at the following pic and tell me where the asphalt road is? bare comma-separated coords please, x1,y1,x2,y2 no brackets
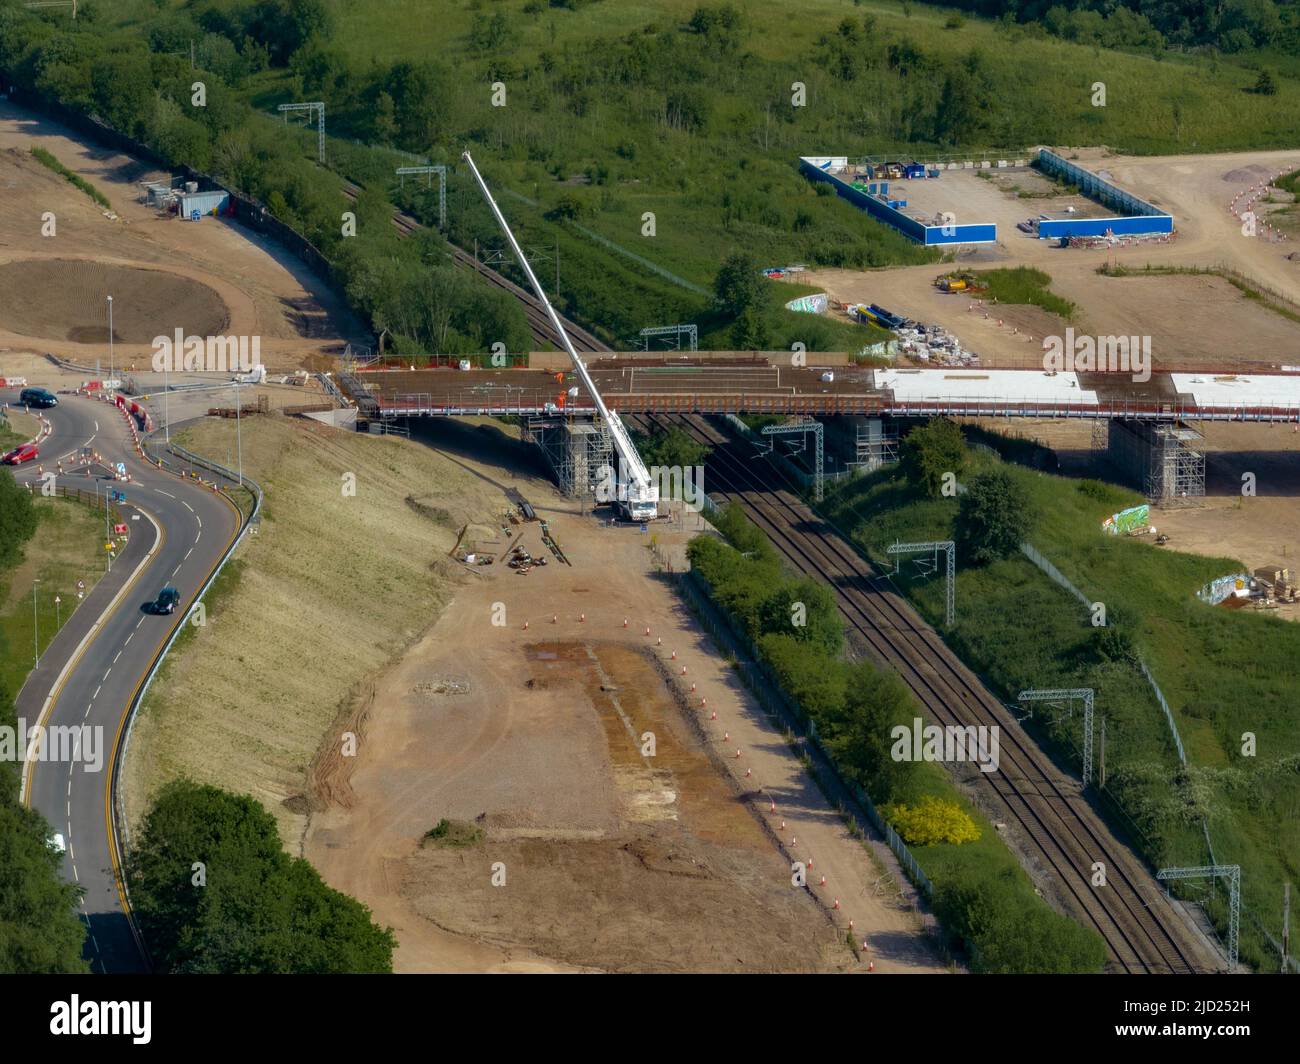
7,390,240,973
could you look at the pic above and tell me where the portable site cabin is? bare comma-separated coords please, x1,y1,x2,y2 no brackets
178,190,231,220
905,163,927,179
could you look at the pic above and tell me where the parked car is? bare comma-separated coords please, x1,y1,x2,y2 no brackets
1,442,38,465
19,386,57,408
148,587,181,615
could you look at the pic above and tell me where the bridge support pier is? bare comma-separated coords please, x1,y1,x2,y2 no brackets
1103,419,1205,502
523,415,613,499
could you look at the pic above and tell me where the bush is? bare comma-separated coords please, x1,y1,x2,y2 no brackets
900,418,967,498
883,795,980,845
955,469,1035,565
934,869,1107,973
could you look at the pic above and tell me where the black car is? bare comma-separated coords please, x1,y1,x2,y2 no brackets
19,387,58,408
149,587,181,615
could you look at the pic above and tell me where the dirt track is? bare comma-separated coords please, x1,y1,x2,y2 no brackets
303,419,947,974
0,100,367,370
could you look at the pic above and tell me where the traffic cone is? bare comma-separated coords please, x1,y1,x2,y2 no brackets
680,665,687,675
579,613,585,623
623,618,628,628
670,650,676,660
819,875,826,886
833,898,840,909
734,749,741,759
523,620,529,630
552,614,558,624
689,683,696,692
868,960,874,972
644,626,651,636
709,711,716,720
723,732,729,741
744,768,751,778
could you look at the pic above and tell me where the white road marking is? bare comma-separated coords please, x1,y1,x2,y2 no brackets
102,667,111,681
72,863,79,882
135,617,144,630
113,650,122,663
124,631,133,645
185,547,194,559
183,501,194,513
155,488,176,499
93,685,101,699
195,530,201,543
172,564,181,576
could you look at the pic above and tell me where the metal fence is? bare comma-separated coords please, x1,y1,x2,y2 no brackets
675,569,934,900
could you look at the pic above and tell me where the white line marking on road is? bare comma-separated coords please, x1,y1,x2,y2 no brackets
102,668,111,681
172,564,181,576
93,685,101,699
72,863,79,882
135,617,144,630
195,530,201,543
125,631,133,645
84,704,92,719
183,501,194,513
113,649,122,663
185,546,194,559
155,488,176,499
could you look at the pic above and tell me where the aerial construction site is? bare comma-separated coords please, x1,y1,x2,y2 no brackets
0,0,1296,1044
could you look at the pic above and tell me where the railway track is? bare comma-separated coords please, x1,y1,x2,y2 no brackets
340,179,609,353
636,410,1217,975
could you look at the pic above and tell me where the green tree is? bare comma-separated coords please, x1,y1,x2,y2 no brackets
758,578,843,655
1253,69,1277,95
900,418,967,498
128,781,396,973
0,798,89,973
0,471,38,570
954,468,1035,565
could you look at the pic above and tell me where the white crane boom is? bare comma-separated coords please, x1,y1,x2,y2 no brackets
461,151,658,520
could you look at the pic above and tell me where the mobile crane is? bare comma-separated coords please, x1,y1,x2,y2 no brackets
462,151,659,522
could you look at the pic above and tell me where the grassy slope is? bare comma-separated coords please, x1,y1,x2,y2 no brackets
0,500,108,698
822,452,1297,970
121,416,511,848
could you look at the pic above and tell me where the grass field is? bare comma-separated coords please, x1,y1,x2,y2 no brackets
83,0,1300,351
972,266,1077,320
0,499,108,699
121,416,515,848
0,408,39,451
822,446,1299,971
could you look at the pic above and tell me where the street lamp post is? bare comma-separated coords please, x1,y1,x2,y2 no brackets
234,380,243,486
107,295,114,386
32,579,39,667
55,595,61,632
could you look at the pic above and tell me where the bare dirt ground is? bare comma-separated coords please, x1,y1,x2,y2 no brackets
303,418,947,974
807,147,1300,369
0,100,367,371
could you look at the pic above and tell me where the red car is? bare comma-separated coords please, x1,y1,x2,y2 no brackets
2,442,38,465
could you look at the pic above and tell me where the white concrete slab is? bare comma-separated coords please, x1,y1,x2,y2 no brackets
874,368,1099,404
1170,373,1300,409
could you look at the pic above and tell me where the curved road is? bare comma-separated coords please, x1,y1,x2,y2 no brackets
7,390,240,973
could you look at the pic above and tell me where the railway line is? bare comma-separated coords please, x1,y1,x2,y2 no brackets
633,410,1220,975
340,179,609,353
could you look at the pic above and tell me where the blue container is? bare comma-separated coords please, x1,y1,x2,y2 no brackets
880,182,889,195
868,183,877,194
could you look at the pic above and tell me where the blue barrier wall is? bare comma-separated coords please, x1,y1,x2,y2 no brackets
1037,215,1173,240
800,158,996,245
926,223,997,245
1036,149,1173,238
